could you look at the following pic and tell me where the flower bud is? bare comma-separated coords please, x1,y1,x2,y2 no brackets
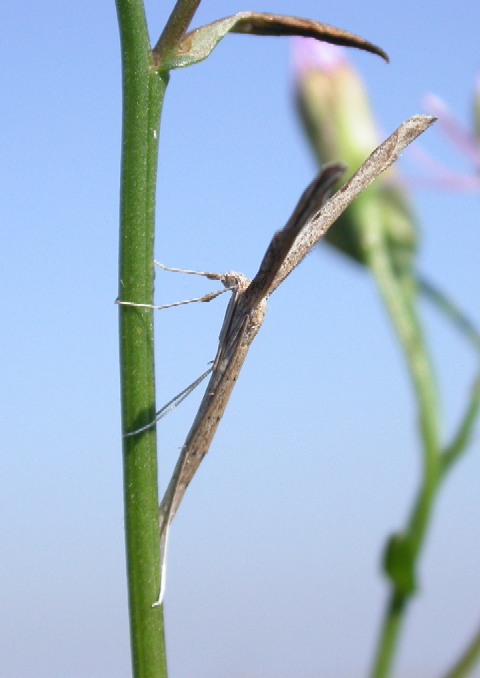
293,39,417,274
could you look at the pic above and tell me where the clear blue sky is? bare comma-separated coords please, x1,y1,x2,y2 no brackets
2,2,479,677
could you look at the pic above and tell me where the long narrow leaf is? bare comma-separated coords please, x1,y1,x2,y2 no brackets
159,11,388,70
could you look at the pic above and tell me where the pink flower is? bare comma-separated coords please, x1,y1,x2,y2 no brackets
413,92,480,191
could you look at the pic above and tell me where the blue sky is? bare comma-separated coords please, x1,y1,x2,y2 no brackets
2,2,480,677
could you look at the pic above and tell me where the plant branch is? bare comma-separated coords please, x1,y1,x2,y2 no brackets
441,372,480,475
152,0,201,68
418,276,480,352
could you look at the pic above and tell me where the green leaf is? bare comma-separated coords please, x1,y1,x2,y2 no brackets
383,533,417,597
159,11,389,70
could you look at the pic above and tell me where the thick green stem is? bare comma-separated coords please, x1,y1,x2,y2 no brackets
116,1,168,676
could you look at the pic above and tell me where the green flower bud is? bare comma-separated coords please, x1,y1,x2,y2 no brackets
293,39,417,274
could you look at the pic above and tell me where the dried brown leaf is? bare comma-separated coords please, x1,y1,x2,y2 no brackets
160,11,388,70
230,12,388,62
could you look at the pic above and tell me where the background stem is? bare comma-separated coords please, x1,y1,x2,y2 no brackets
370,593,407,678
441,622,480,678
360,200,441,678
116,1,168,675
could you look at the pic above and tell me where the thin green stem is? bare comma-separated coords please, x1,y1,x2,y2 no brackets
368,231,480,678
440,622,480,678
370,593,407,678
152,0,201,68
359,199,441,678
441,372,480,476
418,276,480,353
116,1,169,676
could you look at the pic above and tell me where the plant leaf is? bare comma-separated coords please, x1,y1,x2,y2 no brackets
159,11,388,70
383,533,417,596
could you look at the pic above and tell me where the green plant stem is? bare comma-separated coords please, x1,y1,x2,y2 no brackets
116,1,169,676
370,593,407,678
152,0,201,67
441,372,480,475
417,276,480,352
358,199,441,678
440,622,480,678
367,225,480,677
